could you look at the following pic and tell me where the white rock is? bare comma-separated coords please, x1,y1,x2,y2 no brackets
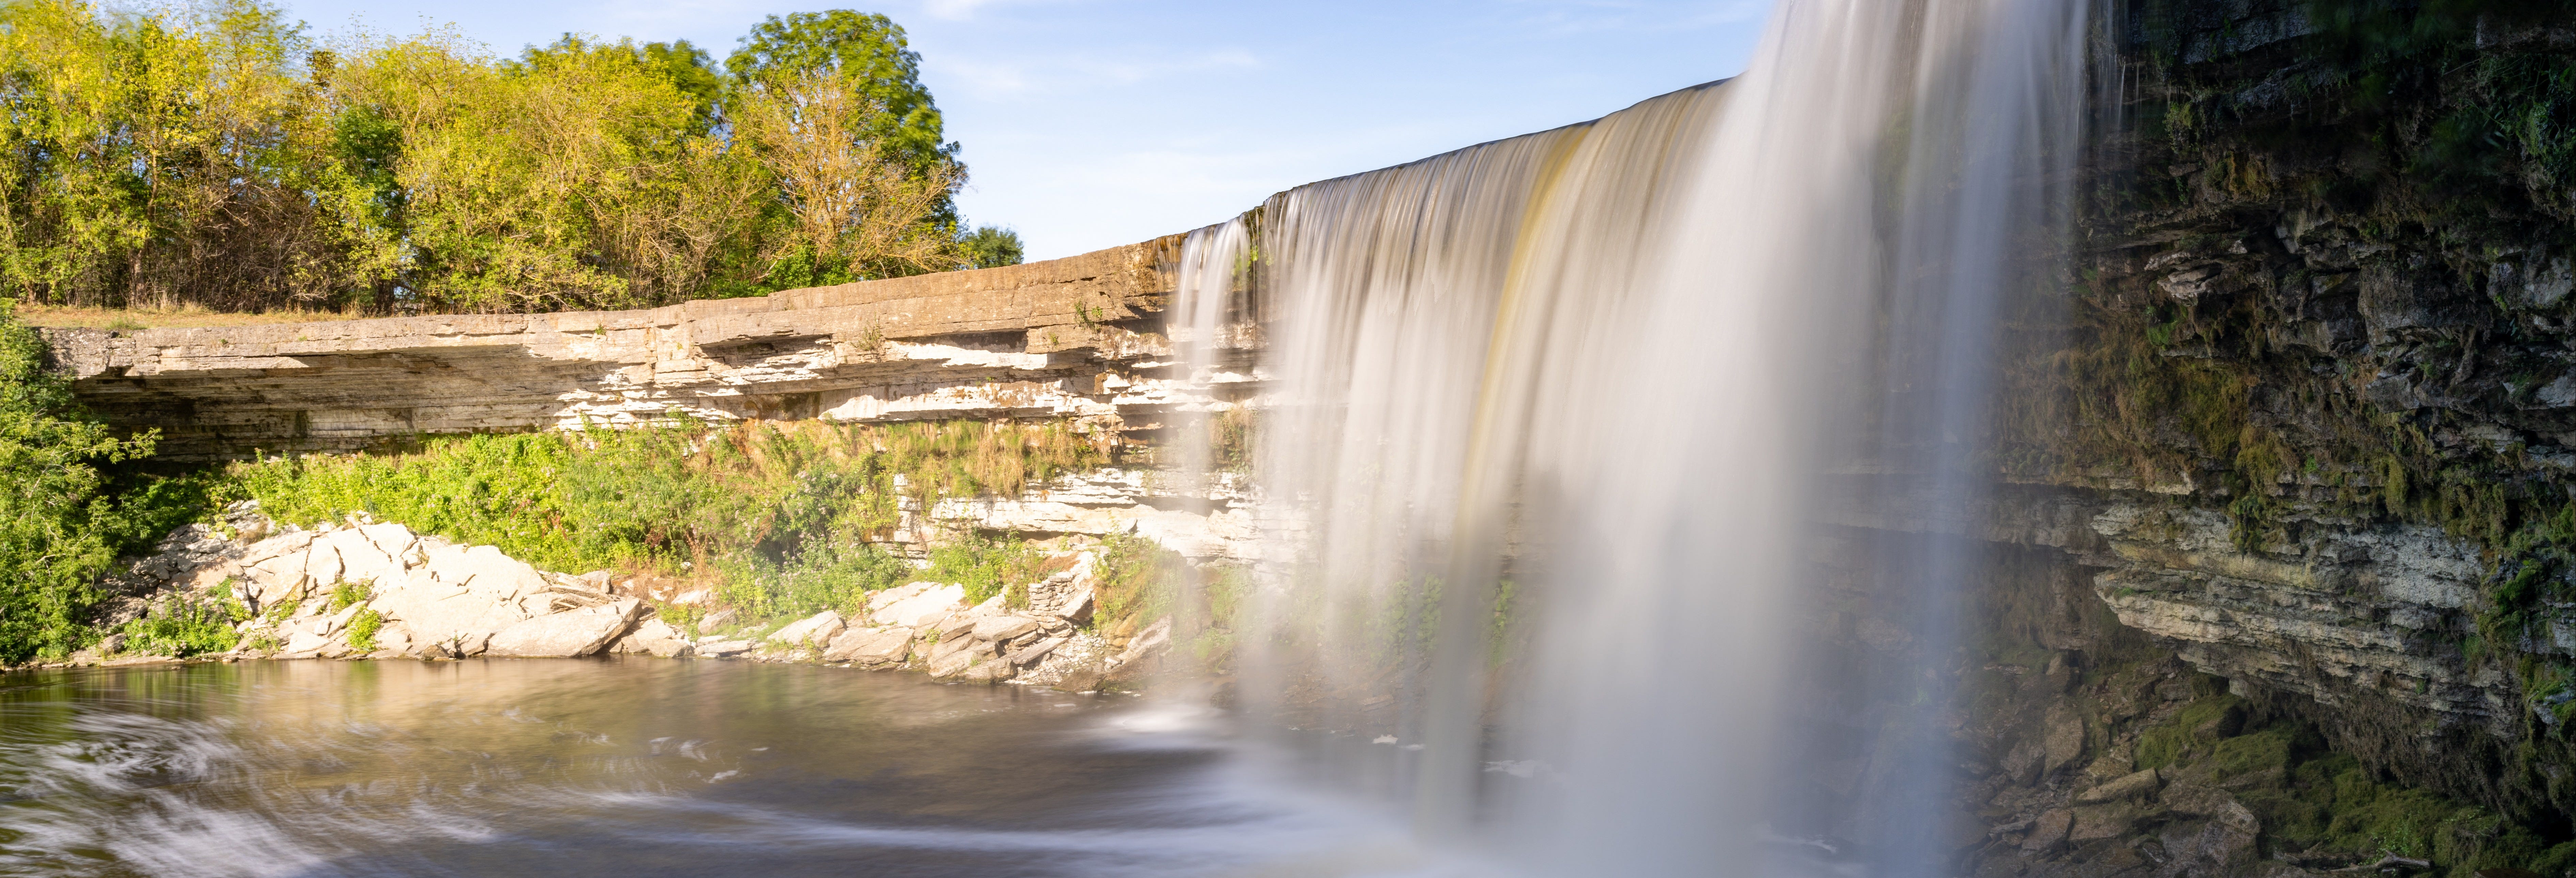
768,610,847,646
823,627,914,664
871,583,967,628
612,619,696,658
484,598,649,658
970,615,1040,642
368,544,546,646
281,630,333,655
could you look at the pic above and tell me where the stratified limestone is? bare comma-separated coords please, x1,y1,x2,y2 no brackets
42,237,1198,460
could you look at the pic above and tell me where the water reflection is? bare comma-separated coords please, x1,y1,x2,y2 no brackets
0,660,1445,877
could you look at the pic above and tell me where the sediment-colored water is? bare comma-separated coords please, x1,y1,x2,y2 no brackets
0,660,1441,878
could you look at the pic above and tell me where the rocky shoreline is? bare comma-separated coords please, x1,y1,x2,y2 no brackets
51,500,1172,691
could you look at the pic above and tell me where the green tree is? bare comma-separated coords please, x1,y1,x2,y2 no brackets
725,11,953,172
0,299,157,663
960,226,1024,269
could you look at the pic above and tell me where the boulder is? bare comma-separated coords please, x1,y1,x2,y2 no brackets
824,627,915,665
926,641,995,679
2040,704,2085,775
872,583,967,628
319,523,414,587
971,615,1041,642
768,610,847,646
2076,767,2162,804
281,630,334,656
2020,808,2073,856
929,634,989,665
612,619,697,658
237,531,323,610
960,658,1016,683
484,598,649,658
698,640,753,657
2067,802,2140,844
696,608,738,633
368,544,546,646
1006,636,1068,666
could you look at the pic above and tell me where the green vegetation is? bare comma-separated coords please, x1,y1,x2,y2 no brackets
959,227,1027,270
345,607,382,652
216,418,1105,626
1095,532,1188,635
113,593,241,657
0,300,205,663
0,0,1023,316
2128,693,2576,872
923,534,1047,608
327,578,372,612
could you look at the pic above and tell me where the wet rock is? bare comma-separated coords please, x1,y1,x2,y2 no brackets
2074,767,2161,803
2020,809,2075,858
2041,704,2084,776
484,598,649,658
2066,802,2139,844
768,610,847,647
824,627,914,665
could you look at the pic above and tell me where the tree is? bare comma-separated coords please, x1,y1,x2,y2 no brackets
0,299,157,663
960,226,1025,269
731,68,960,283
725,11,953,173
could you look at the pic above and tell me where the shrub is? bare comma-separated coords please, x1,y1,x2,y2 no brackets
115,596,240,657
0,300,164,663
216,418,1103,626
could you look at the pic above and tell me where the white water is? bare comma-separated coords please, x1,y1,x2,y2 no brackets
1178,0,2096,873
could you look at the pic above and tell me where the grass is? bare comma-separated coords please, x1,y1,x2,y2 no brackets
13,302,371,330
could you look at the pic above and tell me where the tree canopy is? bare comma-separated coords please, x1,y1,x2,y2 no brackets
0,0,1022,315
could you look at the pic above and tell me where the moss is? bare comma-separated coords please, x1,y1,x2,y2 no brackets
2134,694,2246,771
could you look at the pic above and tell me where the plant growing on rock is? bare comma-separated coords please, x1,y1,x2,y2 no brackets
345,608,382,653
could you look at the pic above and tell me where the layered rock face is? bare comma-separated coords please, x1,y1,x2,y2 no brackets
41,237,1203,459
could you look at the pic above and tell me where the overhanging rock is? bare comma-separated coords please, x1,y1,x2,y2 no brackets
43,236,1207,459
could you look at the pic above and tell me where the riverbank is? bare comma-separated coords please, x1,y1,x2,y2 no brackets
38,501,1178,694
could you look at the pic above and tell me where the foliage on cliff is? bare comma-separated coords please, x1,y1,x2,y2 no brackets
213,418,1106,623
1985,0,2576,832
0,300,195,663
0,0,1023,316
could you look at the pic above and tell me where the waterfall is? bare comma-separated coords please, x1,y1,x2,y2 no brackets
1171,0,2093,873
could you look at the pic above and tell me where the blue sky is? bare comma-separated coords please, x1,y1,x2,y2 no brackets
277,1,1774,260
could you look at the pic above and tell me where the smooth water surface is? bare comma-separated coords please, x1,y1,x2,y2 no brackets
0,659,1438,878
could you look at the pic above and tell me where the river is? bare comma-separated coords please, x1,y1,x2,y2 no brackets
0,659,1450,878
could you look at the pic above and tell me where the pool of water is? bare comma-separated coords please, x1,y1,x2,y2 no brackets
0,659,1450,878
